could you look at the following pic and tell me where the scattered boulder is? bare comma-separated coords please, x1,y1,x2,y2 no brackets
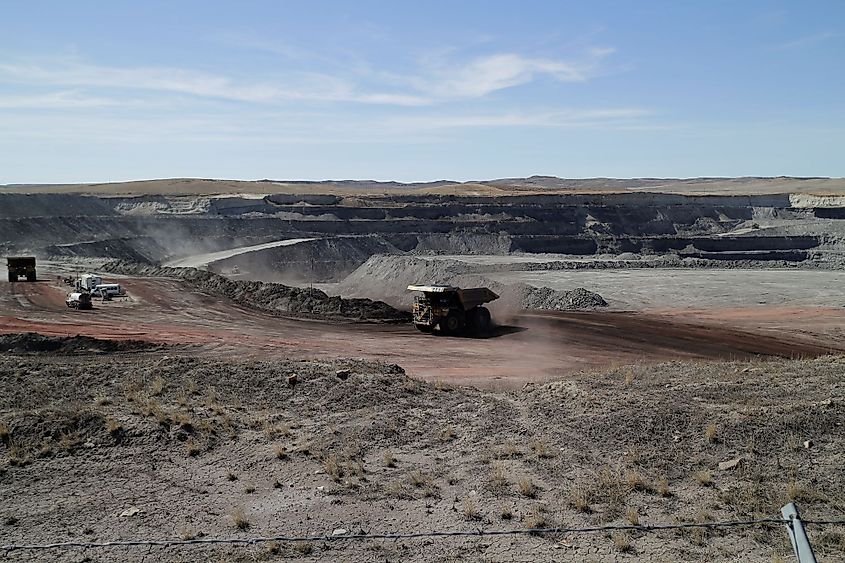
718,457,743,471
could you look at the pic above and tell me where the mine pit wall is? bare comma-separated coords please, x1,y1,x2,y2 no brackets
0,192,843,274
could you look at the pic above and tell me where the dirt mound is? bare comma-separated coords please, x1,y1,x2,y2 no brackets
518,285,608,310
338,255,608,311
102,261,410,323
0,333,162,354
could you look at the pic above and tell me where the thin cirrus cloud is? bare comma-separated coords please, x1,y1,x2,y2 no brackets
0,46,615,109
384,107,652,130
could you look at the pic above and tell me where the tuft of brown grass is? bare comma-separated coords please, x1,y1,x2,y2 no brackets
0,422,10,444
517,477,538,498
462,497,481,520
612,532,632,552
226,471,238,481
705,423,718,444
149,376,167,397
626,469,651,492
231,506,249,530
323,454,343,482
568,487,591,513
656,477,671,497
294,541,313,555
105,417,122,436
408,469,432,488
625,506,640,526
624,369,635,386
440,425,456,441
694,469,713,486
382,450,397,468
185,438,201,457
529,439,554,459
500,503,513,520
273,444,288,460
488,462,508,491
244,483,256,494
523,506,547,530
495,440,520,459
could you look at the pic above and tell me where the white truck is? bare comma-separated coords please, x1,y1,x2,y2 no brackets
75,274,125,297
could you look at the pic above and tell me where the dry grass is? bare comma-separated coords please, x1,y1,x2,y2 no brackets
244,483,256,494
105,417,122,436
656,477,671,497
293,541,313,555
624,369,636,386
522,506,548,530
488,462,508,491
382,450,396,468
323,453,343,482
529,439,554,459
185,438,201,457
273,444,288,460
612,532,632,552
694,470,713,487
626,469,651,492
440,425,456,441
494,440,521,459
500,503,513,520
231,506,250,530
149,376,167,397
461,497,480,520
705,423,718,444
568,487,591,513
226,471,238,482
517,477,538,498
625,506,640,526
0,422,10,444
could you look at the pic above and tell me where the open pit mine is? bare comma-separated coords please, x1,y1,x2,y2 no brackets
2,176,844,562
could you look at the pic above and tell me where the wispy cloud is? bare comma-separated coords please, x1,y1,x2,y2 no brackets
0,42,616,109
414,49,614,99
384,107,651,130
0,60,431,107
771,31,839,51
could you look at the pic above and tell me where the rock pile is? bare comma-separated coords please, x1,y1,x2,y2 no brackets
102,261,410,323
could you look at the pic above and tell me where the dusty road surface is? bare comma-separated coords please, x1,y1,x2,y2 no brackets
2,269,843,388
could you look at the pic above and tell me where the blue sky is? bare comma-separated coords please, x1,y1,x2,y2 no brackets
1,0,843,183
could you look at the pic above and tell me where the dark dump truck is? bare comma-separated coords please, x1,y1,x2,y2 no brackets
7,257,37,282
408,284,499,336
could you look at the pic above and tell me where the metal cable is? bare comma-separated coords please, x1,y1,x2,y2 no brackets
1,517,799,552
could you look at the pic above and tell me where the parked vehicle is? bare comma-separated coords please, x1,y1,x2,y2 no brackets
66,292,93,310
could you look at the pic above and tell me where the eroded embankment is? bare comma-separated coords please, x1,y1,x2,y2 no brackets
102,261,409,323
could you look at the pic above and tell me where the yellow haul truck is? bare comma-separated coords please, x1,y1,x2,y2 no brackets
6,257,37,282
408,284,499,336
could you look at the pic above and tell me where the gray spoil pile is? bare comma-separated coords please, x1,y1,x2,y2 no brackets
102,261,410,323
452,275,607,311
519,285,608,310
339,255,608,311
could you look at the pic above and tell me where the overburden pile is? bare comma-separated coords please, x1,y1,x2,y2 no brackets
102,261,410,323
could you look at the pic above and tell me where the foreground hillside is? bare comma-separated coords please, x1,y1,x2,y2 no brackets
1,337,843,562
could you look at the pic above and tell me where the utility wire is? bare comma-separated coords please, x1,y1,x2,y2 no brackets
2,517,819,553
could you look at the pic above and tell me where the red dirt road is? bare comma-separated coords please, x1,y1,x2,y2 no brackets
2,276,843,388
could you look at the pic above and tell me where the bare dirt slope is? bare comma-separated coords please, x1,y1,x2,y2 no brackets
1,341,843,562
1,271,843,388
